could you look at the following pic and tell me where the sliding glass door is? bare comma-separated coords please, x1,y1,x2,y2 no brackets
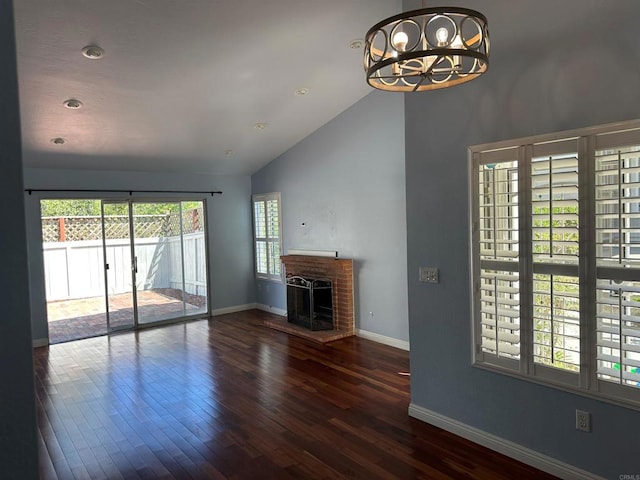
129,200,208,326
42,199,110,343
42,197,209,342
102,201,136,332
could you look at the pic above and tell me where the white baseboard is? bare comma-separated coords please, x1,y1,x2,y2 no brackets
408,404,603,480
255,303,287,317
210,304,257,316
32,338,49,348
356,329,410,351
215,307,408,351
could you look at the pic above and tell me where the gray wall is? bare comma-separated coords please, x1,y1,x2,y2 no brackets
23,168,255,342
404,1,640,477
0,1,39,477
252,92,409,342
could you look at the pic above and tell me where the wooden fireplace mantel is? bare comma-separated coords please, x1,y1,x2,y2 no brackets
265,255,354,343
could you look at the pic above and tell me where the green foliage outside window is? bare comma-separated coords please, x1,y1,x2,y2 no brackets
41,199,200,217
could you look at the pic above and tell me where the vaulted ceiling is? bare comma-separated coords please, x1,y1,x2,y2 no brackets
14,0,398,175
13,0,628,176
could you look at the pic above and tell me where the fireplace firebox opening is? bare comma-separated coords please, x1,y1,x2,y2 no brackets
286,275,333,331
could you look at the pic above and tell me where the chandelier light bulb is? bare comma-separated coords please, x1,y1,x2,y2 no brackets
436,27,449,46
451,34,464,68
393,31,409,52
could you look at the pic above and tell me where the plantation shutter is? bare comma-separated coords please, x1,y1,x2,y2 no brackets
530,141,581,379
595,133,640,400
254,200,268,275
473,148,521,369
266,198,281,277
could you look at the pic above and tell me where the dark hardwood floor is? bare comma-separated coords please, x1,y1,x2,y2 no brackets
34,310,558,479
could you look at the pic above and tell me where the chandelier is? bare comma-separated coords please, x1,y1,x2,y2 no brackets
364,7,489,92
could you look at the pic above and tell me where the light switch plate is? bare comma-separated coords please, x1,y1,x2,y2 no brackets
419,266,439,283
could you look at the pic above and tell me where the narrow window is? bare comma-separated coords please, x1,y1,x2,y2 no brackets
253,193,283,281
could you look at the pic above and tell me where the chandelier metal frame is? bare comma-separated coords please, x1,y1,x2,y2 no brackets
364,7,490,92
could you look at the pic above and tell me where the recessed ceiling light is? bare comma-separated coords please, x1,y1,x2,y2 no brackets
295,88,309,96
51,137,66,145
81,45,105,59
349,39,364,49
254,123,267,131
63,99,83,109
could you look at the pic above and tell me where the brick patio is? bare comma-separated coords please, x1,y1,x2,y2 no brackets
47,289,207,344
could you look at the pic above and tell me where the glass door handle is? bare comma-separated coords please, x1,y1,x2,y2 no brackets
132,256,138,274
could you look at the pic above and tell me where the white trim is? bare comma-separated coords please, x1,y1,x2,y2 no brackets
408,403,604,480
356,329,409,351
255,303,287,317
469,118,640,154
287,249,337,258
210,304,257,316
212,302,286,317
32,338,49,348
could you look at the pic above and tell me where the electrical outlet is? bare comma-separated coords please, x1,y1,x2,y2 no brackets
419,266,439,284
576,410,591,432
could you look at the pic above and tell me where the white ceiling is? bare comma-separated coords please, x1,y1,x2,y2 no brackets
13,0,632,176
14,0,400,175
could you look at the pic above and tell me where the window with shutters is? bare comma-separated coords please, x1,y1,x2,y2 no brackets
470,120,640,408
252,193,283,281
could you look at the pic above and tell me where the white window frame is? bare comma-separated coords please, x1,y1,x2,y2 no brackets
252,192,283,282
470,119,640,410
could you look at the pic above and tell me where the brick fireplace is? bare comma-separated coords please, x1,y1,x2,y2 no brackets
263,255,354,343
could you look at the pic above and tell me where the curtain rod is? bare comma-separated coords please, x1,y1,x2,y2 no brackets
24,189,223,196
